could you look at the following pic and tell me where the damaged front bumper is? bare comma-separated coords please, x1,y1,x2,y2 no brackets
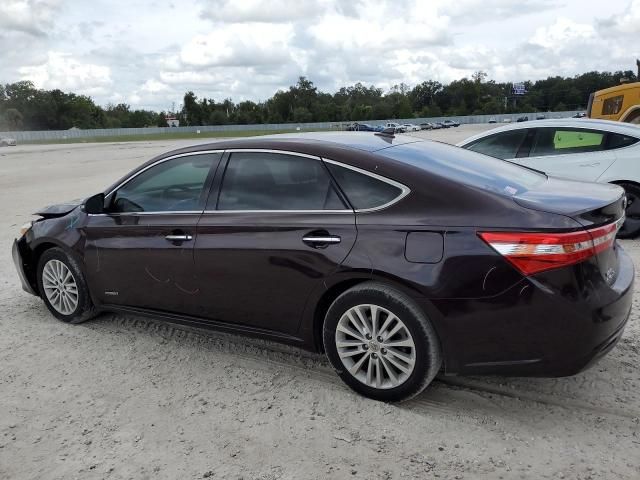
12,237,37,296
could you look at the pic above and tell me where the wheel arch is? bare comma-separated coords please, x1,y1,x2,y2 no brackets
311,277,369,352
609,179,640,189
621,107,640,123
310,272,440,354
27,238,85,294
23,240,59,294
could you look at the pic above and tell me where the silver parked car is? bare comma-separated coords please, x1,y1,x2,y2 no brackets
457,119,640,237
0,137,17,147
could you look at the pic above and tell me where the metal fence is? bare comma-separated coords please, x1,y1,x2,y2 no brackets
0,111,582,142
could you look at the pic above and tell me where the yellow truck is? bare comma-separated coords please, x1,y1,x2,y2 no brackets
587,60,640,124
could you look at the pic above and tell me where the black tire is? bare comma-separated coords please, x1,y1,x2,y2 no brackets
36,247,96,323
617,182,640,239
323,282,442,402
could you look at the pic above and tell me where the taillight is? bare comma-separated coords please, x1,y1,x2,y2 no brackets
478,221,620,275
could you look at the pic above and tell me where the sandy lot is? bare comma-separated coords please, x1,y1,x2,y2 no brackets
1,126,639,480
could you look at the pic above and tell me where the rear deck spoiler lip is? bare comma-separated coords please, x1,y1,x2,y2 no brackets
512,178,626,229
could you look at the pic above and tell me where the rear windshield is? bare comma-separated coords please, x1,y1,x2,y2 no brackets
378,141,546,196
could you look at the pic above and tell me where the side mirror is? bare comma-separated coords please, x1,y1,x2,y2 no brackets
84,193,105,214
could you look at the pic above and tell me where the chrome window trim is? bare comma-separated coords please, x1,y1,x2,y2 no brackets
224,149,323,160
91,148,410,216
211,149,354,214
105,150,225,198
202,210,353,214
88,150,224,216
322,157,411,213
88,211,204,217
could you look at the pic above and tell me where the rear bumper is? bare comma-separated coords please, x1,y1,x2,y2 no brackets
12,238,37,296
430,244,634,377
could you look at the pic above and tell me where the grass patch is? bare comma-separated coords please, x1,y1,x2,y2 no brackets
22,128,334,145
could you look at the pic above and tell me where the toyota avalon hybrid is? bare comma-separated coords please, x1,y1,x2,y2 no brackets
13,132,633,402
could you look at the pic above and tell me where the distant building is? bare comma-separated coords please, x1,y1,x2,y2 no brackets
166,116,179,127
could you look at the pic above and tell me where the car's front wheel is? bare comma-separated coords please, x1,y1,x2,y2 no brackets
37,247,96,323
323,282,442,402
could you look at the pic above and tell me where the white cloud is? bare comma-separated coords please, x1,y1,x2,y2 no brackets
176,23,295,68
0,0,61,36
141,79,169,93
1,0,637,110
19,52,112,95
199,0,327,23
599,0,640,34
530,18,595,50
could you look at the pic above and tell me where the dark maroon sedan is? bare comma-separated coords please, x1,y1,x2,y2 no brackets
13,132,633,401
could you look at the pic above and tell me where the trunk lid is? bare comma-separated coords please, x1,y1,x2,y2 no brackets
513,176,625,283
513,176,625,227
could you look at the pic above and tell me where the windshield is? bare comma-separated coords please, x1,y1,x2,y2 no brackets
378,141,546,196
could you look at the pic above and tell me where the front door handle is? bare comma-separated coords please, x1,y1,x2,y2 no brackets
165,234,193,242
579,162,600,167
303,234,341,248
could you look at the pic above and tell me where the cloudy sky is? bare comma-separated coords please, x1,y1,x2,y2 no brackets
1,0,639,111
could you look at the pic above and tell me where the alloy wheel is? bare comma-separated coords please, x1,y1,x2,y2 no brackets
42,259,79,315
335,304,416,389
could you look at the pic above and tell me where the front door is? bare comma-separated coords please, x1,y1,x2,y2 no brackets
193,150,357,335
83,152,222,314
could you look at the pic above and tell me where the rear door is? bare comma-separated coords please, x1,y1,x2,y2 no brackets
519,127,615,181
193,150,357,335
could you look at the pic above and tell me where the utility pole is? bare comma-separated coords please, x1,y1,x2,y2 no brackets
636,58,640,79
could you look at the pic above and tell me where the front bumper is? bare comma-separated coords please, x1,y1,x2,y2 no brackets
12,238,37,296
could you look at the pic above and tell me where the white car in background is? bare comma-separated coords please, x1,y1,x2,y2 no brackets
401,123,421,132
0,136,17,147
457,119,640,237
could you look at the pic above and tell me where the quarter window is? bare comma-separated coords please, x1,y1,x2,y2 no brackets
326,163,404,210
466,130,529,159
111,153,219,212
216,152,346,210
607,133,639,149
530,128,605,157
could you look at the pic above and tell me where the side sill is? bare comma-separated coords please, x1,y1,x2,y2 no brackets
101,304,305,345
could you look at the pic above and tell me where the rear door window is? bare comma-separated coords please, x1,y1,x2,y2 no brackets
215,152,346,211
466,129,528,159
530,128,606,157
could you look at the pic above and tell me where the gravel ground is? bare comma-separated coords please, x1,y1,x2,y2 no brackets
1,127,639,480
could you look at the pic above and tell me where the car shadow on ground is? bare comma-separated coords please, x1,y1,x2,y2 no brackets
71,309,638,422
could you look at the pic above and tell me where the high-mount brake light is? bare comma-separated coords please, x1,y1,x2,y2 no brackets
478,219,621,275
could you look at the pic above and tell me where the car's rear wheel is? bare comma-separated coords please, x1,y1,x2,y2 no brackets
323,282,442,402
617,182,640,239
37,247,96,323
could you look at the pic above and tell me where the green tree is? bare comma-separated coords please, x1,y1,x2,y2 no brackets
4,108,23,130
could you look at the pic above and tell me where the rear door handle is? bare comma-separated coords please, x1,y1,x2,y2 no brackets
579,162,600,167
303,234,341,247
165,234,193,242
